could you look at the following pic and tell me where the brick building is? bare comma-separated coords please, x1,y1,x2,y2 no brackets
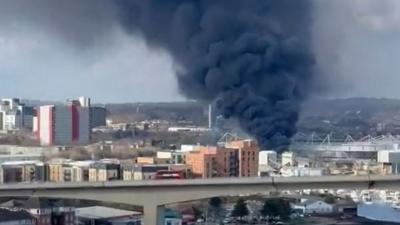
185,140,259,178
225,139,259,177
185,147,216,178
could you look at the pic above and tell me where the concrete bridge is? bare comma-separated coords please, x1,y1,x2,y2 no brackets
1,175,400,225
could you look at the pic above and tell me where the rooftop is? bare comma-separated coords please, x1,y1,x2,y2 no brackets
76,206,141,219
1,160,44,166
0,154,42,158
69,160,96,167
0,208,34,222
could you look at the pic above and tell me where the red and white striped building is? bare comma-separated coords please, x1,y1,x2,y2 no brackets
36,101,90,146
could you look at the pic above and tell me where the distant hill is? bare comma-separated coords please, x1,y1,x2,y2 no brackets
105,101,208,126
103,98,400,138
299,98,400,138
21,99,62,106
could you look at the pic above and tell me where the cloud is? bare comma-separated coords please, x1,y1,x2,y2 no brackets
0,24,181,102
313,0,400,99
352,0,400,32
0,0,183,102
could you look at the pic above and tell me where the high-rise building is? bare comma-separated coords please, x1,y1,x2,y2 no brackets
38,103,90,146
0,98,34,132
78,96,91,108
1,98,20,110
19,105,34,130
90,106,107,128
2,110,22,131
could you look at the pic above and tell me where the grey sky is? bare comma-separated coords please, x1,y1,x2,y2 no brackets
0,26,182,102
313,0,400,99
0,0,400,102
0,0,183,103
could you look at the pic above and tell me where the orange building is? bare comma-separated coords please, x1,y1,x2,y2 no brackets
225,139,259,177
185,140,259,178
185,146,216,178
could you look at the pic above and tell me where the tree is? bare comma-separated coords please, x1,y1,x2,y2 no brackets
192,207,203,221
231,198,249,220
260,198,292,220
260,200,275,218
209,197,222,208
209,197,223,222
324,194,337,204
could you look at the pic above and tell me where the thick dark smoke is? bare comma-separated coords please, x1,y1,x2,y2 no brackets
114,0,315,151
0,0,314,151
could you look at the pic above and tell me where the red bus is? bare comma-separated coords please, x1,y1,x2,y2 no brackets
155,170,184,180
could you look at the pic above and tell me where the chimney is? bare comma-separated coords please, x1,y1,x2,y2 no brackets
208,104,213,129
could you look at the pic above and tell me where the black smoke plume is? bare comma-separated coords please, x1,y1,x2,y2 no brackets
0,0,314,151
115,0,315,151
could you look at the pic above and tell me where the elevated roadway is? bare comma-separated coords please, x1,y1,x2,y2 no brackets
1,175,400,224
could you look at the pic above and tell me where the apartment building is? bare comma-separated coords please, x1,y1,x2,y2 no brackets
225,139,259,177
0,161,45,183
185,147,216,178
70,161,96,182
47,159,96,183
47,159,73,182
185,140,259,178
89,159,120,182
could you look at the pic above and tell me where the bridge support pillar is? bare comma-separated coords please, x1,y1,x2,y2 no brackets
143,204,164,225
